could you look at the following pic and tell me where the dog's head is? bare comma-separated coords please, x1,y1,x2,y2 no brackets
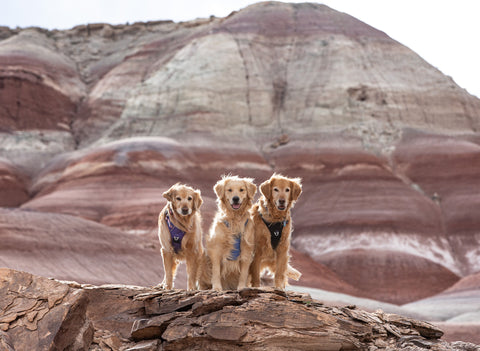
214,175,257,211
163,183,203,216
260,174,302,211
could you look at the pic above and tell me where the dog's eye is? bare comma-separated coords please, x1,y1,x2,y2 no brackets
240,188,244,192
188,196,192,201
176,197,181,201
285,188,290,192
228,189,232,192
273,188,279,192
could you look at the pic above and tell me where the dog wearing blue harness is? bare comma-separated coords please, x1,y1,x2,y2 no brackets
158,183,203,290
250,174,302,289
199,175,257,291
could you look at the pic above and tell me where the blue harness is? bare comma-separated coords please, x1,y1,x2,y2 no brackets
165,209,186,254
224,219,249,261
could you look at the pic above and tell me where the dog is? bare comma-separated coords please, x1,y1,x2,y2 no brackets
199,175,257,291
158,183,203,290
250,174,302,289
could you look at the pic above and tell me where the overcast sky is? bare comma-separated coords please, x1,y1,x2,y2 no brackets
1,0,479,98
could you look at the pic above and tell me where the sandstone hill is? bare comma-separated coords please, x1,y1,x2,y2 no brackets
1,1,480,345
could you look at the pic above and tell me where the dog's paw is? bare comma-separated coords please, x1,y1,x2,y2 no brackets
156,282,172,290
212,284,222,292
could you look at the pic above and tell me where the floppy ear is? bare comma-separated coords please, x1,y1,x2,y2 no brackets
213,179,225,199
193,190,203,210
290,178,302,202
163,185,176,202
260,179,271,198
245,180,257,199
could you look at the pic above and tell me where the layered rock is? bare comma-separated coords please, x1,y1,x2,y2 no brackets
0,157,28,207
393,130,480,276
403,271,480,323
402,272,480,344
2,268,478,351
21,137,271,231
0,29,83,173
0,208,169,287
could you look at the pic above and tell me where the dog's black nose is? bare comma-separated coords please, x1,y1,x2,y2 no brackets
279,199,286,205
181,207,189,215
232,196,240,204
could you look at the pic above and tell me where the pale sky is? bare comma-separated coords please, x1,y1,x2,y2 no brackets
1,0,479,98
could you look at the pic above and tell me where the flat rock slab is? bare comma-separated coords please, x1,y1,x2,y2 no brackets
1,268,478,350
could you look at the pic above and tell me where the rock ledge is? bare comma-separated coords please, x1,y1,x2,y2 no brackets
1,268,479,350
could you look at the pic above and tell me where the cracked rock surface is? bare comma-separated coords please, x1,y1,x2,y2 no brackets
1,268,479,351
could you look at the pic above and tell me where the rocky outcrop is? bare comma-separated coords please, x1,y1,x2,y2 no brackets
2,268,479,351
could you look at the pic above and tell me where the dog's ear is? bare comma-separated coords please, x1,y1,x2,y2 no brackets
193,189,203,210
214,179,225,199
163,184,176,202
244,179,257,199
290,178,302,202
260,179,271,198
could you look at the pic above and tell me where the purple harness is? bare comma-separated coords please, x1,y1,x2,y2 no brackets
165,209,186,254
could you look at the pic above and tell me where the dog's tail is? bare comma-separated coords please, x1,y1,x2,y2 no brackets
287,264,301,281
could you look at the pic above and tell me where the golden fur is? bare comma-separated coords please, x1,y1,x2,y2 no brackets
250,174,302,289
199,175,257,291
158,183,203,290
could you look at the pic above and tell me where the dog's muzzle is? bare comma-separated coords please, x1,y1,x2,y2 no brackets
231,196,241,210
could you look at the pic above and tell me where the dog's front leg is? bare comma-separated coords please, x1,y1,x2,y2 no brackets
274,251,288,289
185,253,197,291
161,248,175,289
249,255,261,287
238,239,253,289
210,252,223,291
238,257,252,289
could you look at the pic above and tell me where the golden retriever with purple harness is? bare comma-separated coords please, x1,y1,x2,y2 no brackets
158,183,203,290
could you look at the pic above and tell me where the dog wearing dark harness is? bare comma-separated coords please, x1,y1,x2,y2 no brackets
158,183,203,290
250,174,302,289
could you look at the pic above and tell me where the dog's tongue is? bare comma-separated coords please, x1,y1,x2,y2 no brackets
232,203,241,210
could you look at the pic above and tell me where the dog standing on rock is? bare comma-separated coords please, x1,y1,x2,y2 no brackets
250,174,302,289
200,175,257,291
158,183,203,290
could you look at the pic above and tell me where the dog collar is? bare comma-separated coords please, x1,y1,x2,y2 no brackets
165,209,186,254
224,219,249,261
261,216,288,250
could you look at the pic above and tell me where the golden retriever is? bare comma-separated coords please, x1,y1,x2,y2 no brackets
199,175,257,291
158,183,203,290
250,174,302,289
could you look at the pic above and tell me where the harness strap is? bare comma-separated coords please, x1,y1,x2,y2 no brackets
261,217,288,250
165,209,186,254
224,219,249,261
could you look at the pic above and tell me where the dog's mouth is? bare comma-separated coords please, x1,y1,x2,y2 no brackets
277,204,286,211
231,203,241,210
